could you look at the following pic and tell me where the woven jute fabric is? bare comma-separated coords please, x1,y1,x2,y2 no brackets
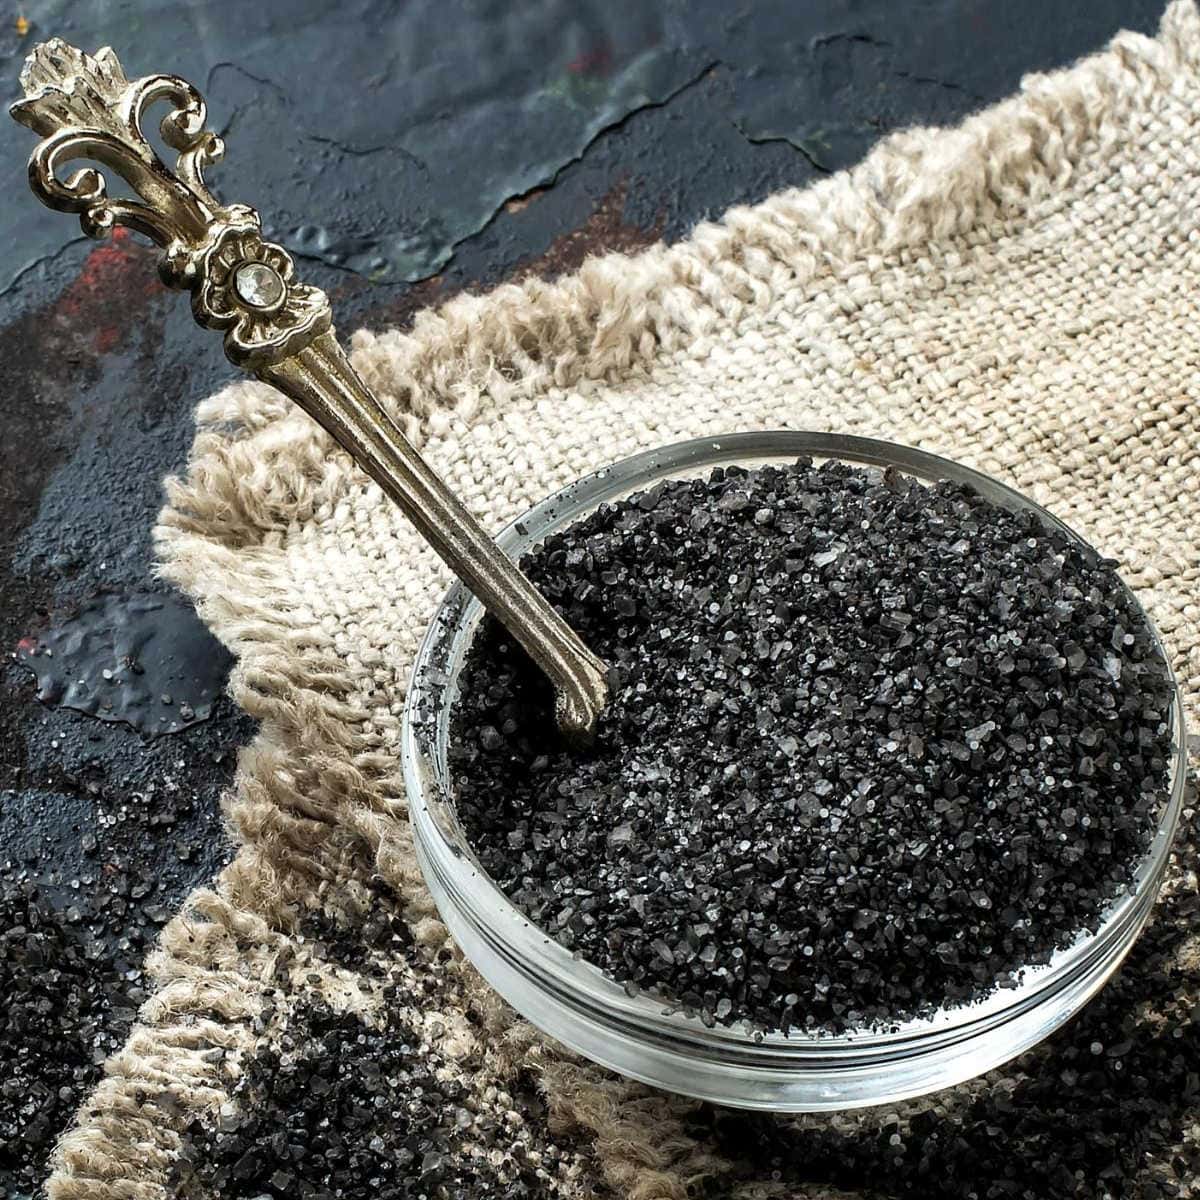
49,3,1200,1197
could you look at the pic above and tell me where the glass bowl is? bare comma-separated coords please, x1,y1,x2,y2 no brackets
402,431,1186,1112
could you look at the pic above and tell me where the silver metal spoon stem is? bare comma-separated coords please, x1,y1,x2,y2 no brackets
11,39,608,742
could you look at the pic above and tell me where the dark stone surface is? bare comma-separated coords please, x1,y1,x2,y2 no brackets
20,591,231,735
0,0,1163,1192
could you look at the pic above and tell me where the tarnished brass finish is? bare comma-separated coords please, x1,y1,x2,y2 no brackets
11,39,608,742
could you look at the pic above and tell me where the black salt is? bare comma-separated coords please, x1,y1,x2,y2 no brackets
172,904,573,1199
450,460,1175,1032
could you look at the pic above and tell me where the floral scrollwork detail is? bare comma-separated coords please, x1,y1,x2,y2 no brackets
11,39,330,368
183,223,332,368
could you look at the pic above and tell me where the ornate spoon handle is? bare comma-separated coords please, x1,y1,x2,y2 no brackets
11,39,607,742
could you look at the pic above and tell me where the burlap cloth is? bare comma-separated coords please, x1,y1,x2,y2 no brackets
50,3,1200,1197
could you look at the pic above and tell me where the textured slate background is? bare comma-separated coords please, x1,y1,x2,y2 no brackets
0,1,1163,1192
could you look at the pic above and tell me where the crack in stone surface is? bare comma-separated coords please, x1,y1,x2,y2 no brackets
451,60,720,268
0,237,89,302
306,133,430,175
728,119,831,173
894,70,986,102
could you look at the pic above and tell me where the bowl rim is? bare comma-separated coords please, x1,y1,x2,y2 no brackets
402,430,1187,1057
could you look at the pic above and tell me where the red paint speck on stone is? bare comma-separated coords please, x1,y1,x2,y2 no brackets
53,227,165,356
567,44,614,77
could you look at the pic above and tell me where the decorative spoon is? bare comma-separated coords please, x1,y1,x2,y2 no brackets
10,38,609,743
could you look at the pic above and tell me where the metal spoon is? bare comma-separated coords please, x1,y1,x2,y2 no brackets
10,38,608,743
